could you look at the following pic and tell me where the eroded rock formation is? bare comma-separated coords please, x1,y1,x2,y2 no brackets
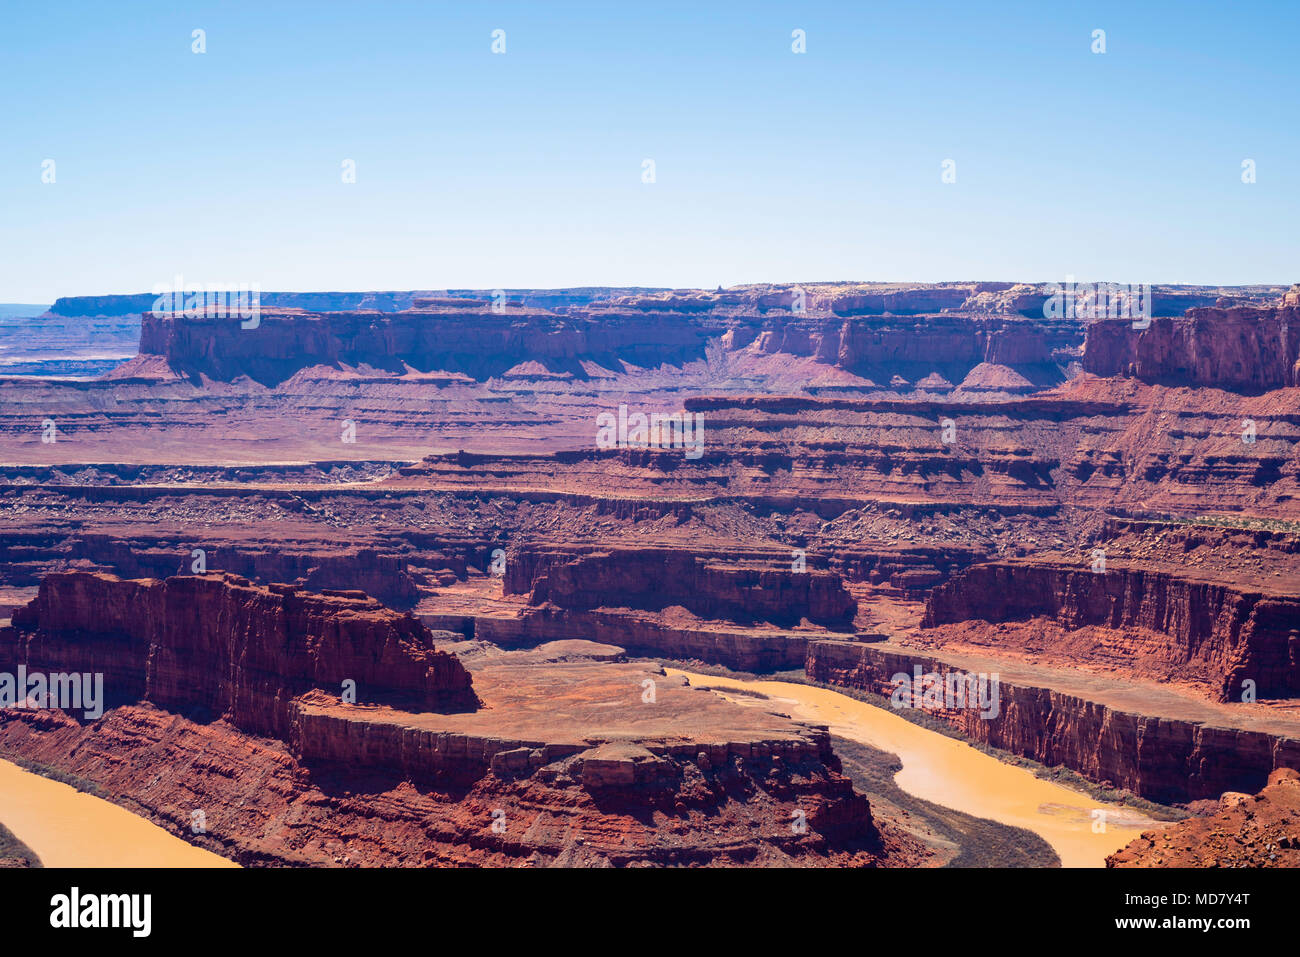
1108,768,1300,867
507,543,856,627
805,639,1300,803
6,279,1300,868
2,571,478,736
923,560,1300,701
0,571,912,866
1083,305,1300,392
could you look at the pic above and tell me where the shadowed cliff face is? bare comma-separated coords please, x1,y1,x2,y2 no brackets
132,304,1086,390
0,571,479,736
108,281,1104,392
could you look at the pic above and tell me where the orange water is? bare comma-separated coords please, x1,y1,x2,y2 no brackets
668,670,1166,867
0,758,237,867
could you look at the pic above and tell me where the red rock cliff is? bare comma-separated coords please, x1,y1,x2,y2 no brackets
923,560,1300,701
1,571,478,737
506,543,857,628
138,306,711,385
1082,306,1300,392
806,639,1300,803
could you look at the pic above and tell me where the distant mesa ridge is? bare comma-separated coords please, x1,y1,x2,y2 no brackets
18,281,1295,394
45,288,670,317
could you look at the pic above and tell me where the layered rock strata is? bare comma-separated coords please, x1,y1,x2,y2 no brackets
0,571,905,866
1083,306,1300,392
0,571,478,736
506,543,856,627
805,639,1300,804
471,543,859,670
924,560,1300,701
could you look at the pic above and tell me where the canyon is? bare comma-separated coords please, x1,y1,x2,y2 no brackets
0,572,916,867
2,280,1299,868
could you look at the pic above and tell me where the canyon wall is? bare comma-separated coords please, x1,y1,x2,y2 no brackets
18,535,424,607
832,315,1081,387
470,542,861,670
0,571,478,737
924,560,1300,700
805,640,1300,803
831,544,987,597
506,543,857,627
113,282,1105,391
116,283,1286,391
133,304,1083,391
136,306,713,385
1082,306,1300,392
478,607,812,672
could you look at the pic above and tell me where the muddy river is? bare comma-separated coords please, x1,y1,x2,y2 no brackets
0,758,237,867
669,670,1165,867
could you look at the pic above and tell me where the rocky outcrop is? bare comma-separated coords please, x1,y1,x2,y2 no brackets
831,545,986,597
0,520,490,609
506,543,856,628
805,640,1300,804
0,571,478,737
1108,768,1300,867
474,543,857,670
833,315,1080,389
477,606,813,672
1082,306,1300,392
48,536,422,608
823,287,973,316
923,560,1300,701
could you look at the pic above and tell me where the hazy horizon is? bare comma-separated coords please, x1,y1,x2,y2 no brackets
10,276,1297,311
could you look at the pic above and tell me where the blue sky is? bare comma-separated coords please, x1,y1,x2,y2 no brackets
1,1,1297,302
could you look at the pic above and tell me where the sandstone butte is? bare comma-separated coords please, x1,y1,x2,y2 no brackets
2,279,1300,868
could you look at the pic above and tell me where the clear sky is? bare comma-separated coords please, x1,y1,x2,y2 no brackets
1,1,1297,302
